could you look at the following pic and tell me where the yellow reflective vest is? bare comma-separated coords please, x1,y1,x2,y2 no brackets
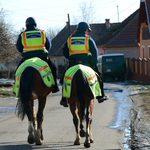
67,34,90,56
21,30,47,53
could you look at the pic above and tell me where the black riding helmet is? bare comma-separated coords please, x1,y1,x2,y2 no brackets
77,22,92,32
26,17,37,28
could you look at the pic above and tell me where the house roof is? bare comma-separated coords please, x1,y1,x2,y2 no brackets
49,21,120,56
137,0,150,42
96,9,139,47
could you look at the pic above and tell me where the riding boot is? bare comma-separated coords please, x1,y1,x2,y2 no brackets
46,57,60,93
96,73,108,103
51,67,60,93
60,97,68,107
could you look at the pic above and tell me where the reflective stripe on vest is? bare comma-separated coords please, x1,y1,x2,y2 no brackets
68,34,90,56
22,30,46,53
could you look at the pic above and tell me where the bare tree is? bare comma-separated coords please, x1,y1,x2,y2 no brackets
72,0,98,24
0,8,20,64
46,27,60,40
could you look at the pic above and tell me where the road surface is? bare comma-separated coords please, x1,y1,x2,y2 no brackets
0,82,132,150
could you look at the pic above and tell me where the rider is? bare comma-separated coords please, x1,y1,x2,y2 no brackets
60,21,108,107
15,17,59,93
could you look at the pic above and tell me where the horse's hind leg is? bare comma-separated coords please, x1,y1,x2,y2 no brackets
69,103,81,145
35,96,46,145
84,99,94,148
27,100,36,144
77,103,86,137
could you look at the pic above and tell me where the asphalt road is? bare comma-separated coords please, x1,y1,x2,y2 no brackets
0,82,131,150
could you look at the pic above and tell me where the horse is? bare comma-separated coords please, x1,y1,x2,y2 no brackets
67,69,95,148
15,66,53,145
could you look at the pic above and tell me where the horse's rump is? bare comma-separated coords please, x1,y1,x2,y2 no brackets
16,67,52,120
63,64,101,99
75,69,94,99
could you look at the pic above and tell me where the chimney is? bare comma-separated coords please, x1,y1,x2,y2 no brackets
105,19,110,28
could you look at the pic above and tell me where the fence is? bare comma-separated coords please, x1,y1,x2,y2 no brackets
125,58,150,83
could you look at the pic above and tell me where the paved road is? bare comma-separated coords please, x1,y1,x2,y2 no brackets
0,82,131,150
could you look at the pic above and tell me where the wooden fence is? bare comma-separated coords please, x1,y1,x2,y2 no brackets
125,58,150,83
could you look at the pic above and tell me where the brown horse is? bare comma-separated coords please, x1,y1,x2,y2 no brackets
67,69,94,148
15,66,53,145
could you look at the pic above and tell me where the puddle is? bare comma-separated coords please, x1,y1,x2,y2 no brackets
106,85,132,150
105,88,123,93
0,98,38,116
0,106,16,115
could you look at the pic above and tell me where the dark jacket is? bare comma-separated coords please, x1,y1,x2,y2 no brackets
16,25,52,58
63,30,98,68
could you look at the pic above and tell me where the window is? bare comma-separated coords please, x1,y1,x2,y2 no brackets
114,57,122,62
105,58,113,62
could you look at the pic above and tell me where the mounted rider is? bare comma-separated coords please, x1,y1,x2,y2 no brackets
15,17,59,93
60,21,108,107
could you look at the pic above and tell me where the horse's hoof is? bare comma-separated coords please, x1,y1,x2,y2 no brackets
28,134,35,144
84,142,91,148
74,142,80,145
35,139,43,145
90,138,94,143
41,134,44,141
80,130,85,137
74,140,80,145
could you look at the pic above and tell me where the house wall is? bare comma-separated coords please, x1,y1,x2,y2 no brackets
49,56,67,79
140,23,150,59
106,47,140,58
97,47,107,55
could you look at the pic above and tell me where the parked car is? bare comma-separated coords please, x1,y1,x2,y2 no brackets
97,53,126,81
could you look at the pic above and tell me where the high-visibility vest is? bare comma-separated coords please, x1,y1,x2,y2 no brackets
21,29,47,53
67,34,90,56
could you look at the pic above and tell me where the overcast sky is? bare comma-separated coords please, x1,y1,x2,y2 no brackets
0,0,140,32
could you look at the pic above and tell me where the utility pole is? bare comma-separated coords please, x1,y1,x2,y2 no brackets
67,14,70,36
117,5,119,22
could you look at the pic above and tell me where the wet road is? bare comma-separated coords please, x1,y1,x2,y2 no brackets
0,81,133,150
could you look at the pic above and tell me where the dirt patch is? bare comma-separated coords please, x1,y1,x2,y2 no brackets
125,84,150,150
0,82,15,98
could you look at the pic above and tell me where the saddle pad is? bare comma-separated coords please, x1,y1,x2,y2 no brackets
62,64,101,98
13,57,54,97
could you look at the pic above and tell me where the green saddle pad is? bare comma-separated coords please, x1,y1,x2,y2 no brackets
62,64,101,98
13,57,54,97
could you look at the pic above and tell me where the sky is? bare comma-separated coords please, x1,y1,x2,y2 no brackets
0,0,140,32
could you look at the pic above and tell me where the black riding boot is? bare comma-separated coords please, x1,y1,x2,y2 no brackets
51,67,60,93
96,75,108,103
60,97,68,107
45,57,60,93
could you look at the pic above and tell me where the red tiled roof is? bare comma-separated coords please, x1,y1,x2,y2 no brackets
96,9,139,47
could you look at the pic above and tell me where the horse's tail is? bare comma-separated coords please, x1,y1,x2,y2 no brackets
75,69,93,120
16,67,34,120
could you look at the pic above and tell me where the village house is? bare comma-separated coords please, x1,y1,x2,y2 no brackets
49,9,140,78
137,0,150,59
96,9,140,58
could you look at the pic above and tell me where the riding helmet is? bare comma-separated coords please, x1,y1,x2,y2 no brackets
26,17,37,27
77,22,92,32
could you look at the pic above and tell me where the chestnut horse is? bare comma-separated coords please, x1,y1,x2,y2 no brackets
15,66,53,145
67,69,94,148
